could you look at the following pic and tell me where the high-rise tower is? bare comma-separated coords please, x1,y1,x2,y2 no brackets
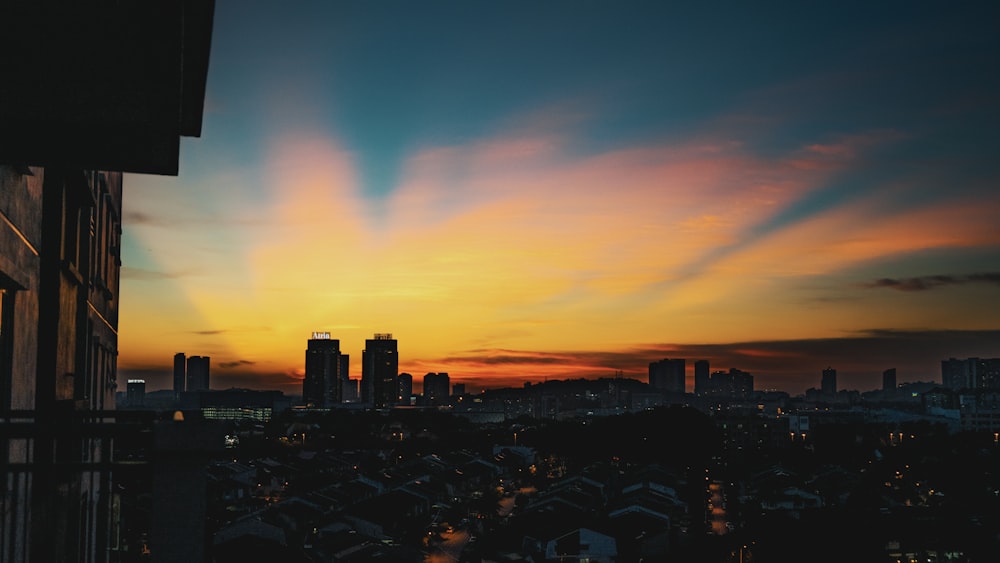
821,367,837,396
173,352,186,399
303,332,342,408
362,333,398,408
187,355,211,391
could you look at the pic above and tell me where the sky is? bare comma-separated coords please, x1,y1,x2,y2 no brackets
119,1,1000,396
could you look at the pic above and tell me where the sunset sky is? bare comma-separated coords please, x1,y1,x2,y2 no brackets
118,1,1000,395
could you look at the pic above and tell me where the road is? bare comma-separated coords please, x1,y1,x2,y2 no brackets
424,529,470,563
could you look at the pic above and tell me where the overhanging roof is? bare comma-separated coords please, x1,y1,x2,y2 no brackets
0,1,214,175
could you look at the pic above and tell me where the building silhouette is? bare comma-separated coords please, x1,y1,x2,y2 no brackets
303,333,342,408
942,358,966,389
983,359,1000,390
942,357,1000,390
187,355,211,392
709,368,754,399
694,360,710,395
340,353,351,400
362,333,398,408
821,367,837,395
883,368,897,392
649,358,685,394
343,377,359,403
126,379,146,407
423,372,450,405
398,372,413,404
173,352,187,398
180,388,290,422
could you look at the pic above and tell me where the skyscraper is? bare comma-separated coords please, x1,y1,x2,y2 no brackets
187,355,211,392
173,352,186,398
821,367,837,395
362,333,398,408
303,332,342,408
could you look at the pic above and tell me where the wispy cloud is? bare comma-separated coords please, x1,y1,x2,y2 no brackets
120,267,189,281
122,211,168,227
123,208,266,230
191,329,226,336
444,350,579,366
866,272,1000,292
415,329,1000,394
219,359,256,369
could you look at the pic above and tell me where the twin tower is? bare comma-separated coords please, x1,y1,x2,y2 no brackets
303,332,398,408
173,352,210,398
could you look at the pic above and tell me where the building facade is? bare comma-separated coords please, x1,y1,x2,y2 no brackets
0,167,125,562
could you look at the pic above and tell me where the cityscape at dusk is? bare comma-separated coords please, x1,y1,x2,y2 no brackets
3,3,1000,561
117,2,1000,395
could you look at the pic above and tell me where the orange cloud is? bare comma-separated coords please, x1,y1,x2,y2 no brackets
118,110,997,390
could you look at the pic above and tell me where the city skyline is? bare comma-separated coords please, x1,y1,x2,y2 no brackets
127,330,999,397
117,2,1000,395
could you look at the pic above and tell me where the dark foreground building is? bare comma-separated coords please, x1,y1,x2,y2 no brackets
0,3,215,562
